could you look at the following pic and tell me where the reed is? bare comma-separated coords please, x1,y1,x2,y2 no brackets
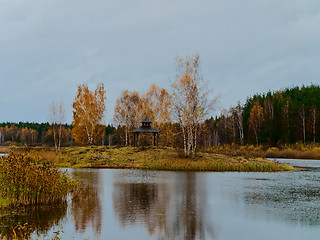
0,154,78,208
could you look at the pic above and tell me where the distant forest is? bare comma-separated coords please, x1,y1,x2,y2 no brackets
1,85,320,147
211,84,320,146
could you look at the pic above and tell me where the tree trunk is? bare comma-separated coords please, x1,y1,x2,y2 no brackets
299,105,306,143
53,124,58,151
58,123,62,150
0,131,3,145
192,127,197,158
238,114,244,145
182,126,187,157
311,106,317,143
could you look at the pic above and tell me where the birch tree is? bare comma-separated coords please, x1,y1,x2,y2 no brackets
49,101,65,151
172,54,216,157
72,83,106,146
233,103,244,145
113,90,142,146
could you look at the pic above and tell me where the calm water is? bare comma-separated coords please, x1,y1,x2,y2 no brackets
1,159,320,240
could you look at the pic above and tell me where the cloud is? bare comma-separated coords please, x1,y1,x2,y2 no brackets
1,0,320,123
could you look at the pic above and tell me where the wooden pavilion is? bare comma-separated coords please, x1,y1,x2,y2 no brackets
132,118,160,147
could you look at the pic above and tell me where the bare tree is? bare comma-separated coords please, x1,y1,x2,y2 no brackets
231,103,244,145
49,101,65,151
172,54,217,157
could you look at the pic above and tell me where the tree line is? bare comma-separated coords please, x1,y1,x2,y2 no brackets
0,122,72,146
1,54,319,155
65,55,213,157
1,55,213,157
212,84,320,146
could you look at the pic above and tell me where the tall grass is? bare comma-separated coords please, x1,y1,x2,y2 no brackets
207,143,320,160
144,155,293,172
0,154,78,207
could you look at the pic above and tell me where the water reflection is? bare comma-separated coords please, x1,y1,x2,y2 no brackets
2,160,320,239
113,182,168,235
71,169,102,234
113,171,214,240
0,204,67,239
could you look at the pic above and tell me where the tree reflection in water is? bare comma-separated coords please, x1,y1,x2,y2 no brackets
0,204,67,239
71,169,102,235
113,182,168,235
113,172,215,239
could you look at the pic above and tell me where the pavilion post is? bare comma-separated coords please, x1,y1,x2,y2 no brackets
133,133,136,147
157,133,159,147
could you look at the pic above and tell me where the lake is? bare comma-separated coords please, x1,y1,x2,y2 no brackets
1,159,320,240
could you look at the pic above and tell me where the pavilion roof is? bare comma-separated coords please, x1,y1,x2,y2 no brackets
141,118,152,123
132,117,160,133
132,126,160,133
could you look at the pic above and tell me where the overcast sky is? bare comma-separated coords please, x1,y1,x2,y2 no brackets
1,0,320,124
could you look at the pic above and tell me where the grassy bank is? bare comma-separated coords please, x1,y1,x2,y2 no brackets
207,144,320,160
1,146,293,172
0,154,78,208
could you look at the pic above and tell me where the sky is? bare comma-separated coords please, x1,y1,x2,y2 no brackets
1,0,320,124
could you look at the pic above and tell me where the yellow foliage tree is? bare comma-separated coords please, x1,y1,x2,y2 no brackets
141,84,172,125
141,84,173,146
114,85,173,146
248,101,264,145
72,83,106,146
113,90,142,146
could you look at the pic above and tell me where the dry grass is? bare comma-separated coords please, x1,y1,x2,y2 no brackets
266,149,320,159
2,146,294,172
10,146,293,172
0,146,11,154
0,154,79,208
207,143,320,160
